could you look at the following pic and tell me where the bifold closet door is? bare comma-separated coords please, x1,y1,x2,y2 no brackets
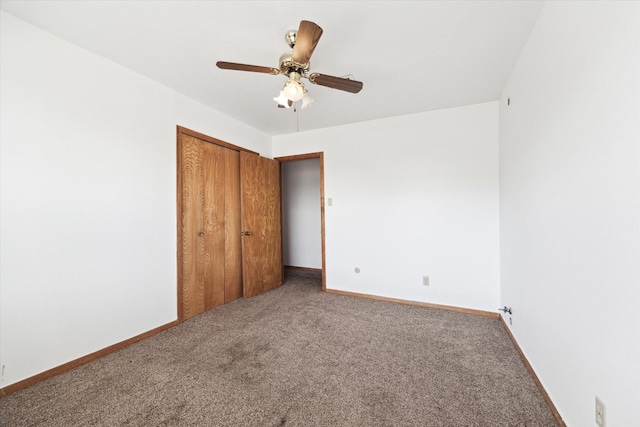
223,149,242,303
181,135,241,320
240,151,283,298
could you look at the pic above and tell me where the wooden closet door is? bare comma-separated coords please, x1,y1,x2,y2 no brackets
240,152,283,298
181,134,206,319
224,149,242,303
202,142,225,311
180,134,242,320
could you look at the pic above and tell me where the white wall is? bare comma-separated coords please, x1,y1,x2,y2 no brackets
281,159,322,269
9,6,637,424
499,2,640,425
0,11,271,388
273,102,500,312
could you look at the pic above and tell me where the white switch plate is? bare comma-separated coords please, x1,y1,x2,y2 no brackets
423,276,429,286
327,198,333,206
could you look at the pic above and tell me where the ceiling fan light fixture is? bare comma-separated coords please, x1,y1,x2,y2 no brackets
217,20,364,111
301,90,314,109
273,90,290,108
283,72,305,102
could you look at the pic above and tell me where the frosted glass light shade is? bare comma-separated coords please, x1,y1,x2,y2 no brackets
273,90,290,108
283,79,305,102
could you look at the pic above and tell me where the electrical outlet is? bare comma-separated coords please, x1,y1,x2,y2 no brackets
596,396,605,427
423,276,429,286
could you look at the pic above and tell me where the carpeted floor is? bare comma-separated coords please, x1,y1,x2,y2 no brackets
0,270,558,426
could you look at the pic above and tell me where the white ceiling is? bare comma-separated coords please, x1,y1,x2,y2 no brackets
0,1,544,136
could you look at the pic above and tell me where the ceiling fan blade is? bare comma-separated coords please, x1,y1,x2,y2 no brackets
308,73,363,94
292,21,323,65
216,61,280,75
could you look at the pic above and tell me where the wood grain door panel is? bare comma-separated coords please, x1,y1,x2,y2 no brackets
181,135,205,319
179,132,243,320
264,156,282,293
241,152,283,298
224,149,242,303
179,127,281,318
202,143,225,311
240,152,261,298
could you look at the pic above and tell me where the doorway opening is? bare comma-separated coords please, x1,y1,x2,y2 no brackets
276,153,326,291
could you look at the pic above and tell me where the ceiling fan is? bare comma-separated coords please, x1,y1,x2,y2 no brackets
216,20,363,109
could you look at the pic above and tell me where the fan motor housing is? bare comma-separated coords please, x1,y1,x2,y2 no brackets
279,52,310,75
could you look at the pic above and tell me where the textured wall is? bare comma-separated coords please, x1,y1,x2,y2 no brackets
274,102,500,312
499,2,640,425
0,11,271,388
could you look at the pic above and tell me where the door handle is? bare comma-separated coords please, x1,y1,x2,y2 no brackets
198,232,204,237
241,231,252,236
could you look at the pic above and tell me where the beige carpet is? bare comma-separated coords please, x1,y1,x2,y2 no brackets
0,270,558,426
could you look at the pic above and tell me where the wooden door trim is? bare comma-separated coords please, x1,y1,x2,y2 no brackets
275,152,327,291
176,129,185,322
176,126,252,322
276,152,322,162
177,125,259,155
